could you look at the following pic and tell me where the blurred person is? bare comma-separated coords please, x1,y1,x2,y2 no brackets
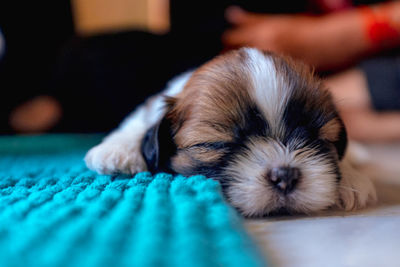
223,2,400,70
223,1,400,142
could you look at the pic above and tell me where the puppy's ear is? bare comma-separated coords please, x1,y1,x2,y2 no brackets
320,117,347,160
333,121,347,160
141,116,177,173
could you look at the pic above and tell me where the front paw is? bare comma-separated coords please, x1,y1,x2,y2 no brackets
337,160,377,211
85,142,147,175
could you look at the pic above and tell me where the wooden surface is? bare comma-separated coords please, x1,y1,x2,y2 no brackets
246,143,400,267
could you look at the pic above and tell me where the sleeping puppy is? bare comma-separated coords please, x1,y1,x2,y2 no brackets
85,48,377,217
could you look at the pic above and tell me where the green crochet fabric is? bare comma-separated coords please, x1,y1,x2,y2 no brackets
0,135,266,267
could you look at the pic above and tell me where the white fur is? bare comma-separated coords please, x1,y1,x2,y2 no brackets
225,136,377,216
85,72,192,175
244,48,291,137
225,137,338,216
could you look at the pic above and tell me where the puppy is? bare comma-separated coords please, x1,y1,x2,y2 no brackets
85,48,377,217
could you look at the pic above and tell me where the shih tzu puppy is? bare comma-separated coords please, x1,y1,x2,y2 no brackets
85,48,377,217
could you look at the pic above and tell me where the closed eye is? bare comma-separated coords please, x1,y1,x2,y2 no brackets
176,141,233,166
186,142,234,151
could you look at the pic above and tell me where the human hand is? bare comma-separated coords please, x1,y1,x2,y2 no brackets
222,6,318,60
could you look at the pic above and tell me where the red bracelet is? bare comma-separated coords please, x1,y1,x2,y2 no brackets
360,5,400,48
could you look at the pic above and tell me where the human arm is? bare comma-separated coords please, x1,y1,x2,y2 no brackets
223,2,400,70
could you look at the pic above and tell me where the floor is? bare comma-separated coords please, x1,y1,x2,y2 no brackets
246,143,400,267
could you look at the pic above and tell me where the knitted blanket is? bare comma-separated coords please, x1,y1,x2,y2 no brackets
0,135,266,267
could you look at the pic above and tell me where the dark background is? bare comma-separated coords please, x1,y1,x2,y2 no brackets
0,0,382,133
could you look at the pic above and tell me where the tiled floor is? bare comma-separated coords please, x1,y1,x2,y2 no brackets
246,143,400,267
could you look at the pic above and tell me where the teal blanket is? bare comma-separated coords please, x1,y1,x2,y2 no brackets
0,135,266,267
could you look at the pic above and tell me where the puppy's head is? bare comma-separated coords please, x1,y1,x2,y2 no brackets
142,48,347,217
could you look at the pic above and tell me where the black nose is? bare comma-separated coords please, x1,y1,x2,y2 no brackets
267,167,301,194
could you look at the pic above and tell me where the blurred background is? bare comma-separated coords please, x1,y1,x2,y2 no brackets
0,0,399,142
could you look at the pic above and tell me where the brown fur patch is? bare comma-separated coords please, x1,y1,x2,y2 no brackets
166,49,253,148
320,118,341,142
164,49,259,174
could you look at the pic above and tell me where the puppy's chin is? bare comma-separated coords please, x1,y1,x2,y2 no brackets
223,138,338,217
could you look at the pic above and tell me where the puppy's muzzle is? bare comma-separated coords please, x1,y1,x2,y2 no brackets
267,167,301,195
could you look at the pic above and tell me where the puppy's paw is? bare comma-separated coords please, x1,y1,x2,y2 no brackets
85,141,147,175
336,159,377,211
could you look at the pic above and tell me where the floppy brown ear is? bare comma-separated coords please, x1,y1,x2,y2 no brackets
141,96,179,173
141,116,177,173
320,117,348,160
334,121,348,160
